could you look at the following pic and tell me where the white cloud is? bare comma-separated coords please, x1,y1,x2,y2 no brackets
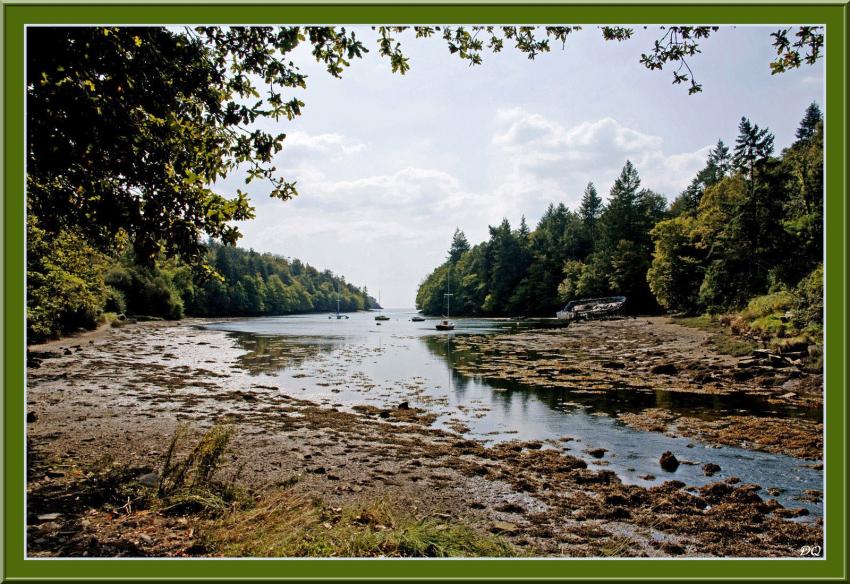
490,107,710,202
284,131,367,156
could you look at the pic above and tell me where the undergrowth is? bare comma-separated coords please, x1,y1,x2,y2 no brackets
199,492,517,557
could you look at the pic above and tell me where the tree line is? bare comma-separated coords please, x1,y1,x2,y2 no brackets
416,104,823,335
27,238,377,342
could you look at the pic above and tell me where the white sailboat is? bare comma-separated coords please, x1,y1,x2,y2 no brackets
329,280,349,319
374,289,389,320
435,268,455,331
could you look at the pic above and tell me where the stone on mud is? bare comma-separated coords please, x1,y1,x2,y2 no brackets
650,363,679,375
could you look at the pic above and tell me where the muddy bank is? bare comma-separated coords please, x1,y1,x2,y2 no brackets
26,319,822,557
617,408,822,460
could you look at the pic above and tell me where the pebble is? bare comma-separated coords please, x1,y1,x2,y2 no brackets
37,513,62,521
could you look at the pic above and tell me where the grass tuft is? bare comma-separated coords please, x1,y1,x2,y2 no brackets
200,492,517,557
155,424,250,516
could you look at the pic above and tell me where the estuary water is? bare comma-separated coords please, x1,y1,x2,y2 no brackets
204,309,824,518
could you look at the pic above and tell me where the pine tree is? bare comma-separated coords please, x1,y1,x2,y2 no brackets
601,161,642,248
795,102,822,142
518,215,531,240
732,117,775,181
448,228,471,263
579,182,603,228
702,139,731,186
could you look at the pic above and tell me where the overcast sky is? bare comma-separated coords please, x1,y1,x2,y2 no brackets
219,26,824,308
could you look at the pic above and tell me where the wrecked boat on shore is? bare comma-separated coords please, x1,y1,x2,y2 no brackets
556,296,627,321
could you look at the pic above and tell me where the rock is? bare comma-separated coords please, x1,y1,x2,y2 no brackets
139,534,153,545
136,472,159,488
378,410,391,418
45,470,66,479
650,363,678,375
773,507,810,518
586,448,607,459
37,513,62,521
778,392,796,400
639,474,656,481
659,451,679,472
769,354,792,368
397,401,410,410
601,361,625,369
703,463,721,477
732,369,755,381
766,487,783,496
799,489,822,503
489,521,520,535
659,541,685,555
26,411,37,423
737,357,760,369
495,502,526,514
63,348,72,356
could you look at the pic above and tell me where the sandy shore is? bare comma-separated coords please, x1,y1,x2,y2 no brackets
25,317,823,557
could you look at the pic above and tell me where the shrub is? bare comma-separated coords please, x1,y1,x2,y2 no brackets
27,219,110,342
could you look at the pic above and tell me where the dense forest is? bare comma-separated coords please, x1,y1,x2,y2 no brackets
27,238,377,342
416,104,823,339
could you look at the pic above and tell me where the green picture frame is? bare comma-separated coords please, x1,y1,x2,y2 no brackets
3,1,847,581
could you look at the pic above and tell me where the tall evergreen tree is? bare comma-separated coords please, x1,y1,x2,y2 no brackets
732,117,775,181
579,182,604,250
795,102,822,142
601,161,642,248
702,139,732,186
447,228,471,263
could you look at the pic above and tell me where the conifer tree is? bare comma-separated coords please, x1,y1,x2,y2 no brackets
795,102,823,142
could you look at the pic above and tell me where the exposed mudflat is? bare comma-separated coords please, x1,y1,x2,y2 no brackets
25,316,823,558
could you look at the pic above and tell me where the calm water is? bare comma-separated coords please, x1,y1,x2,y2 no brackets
205,309,823,517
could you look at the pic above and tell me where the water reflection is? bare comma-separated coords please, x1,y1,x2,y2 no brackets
421,333,821,422
230,333,341,374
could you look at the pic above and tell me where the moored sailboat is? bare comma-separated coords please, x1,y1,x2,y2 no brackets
435,269,455,330
374,290,390,320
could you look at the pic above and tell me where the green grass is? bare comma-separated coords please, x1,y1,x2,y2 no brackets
200,493,518,558
154,424,252,516
673,315,757,357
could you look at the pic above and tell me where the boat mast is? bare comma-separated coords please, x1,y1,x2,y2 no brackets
444,266,453,319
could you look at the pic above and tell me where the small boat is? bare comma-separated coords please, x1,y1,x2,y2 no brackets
331,281,349,319
436,269,455,331
411,316,426,322
374,290,390,320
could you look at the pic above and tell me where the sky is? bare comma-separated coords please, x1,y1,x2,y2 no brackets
217,26,825,308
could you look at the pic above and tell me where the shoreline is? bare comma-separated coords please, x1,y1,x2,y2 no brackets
26,317,823,557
